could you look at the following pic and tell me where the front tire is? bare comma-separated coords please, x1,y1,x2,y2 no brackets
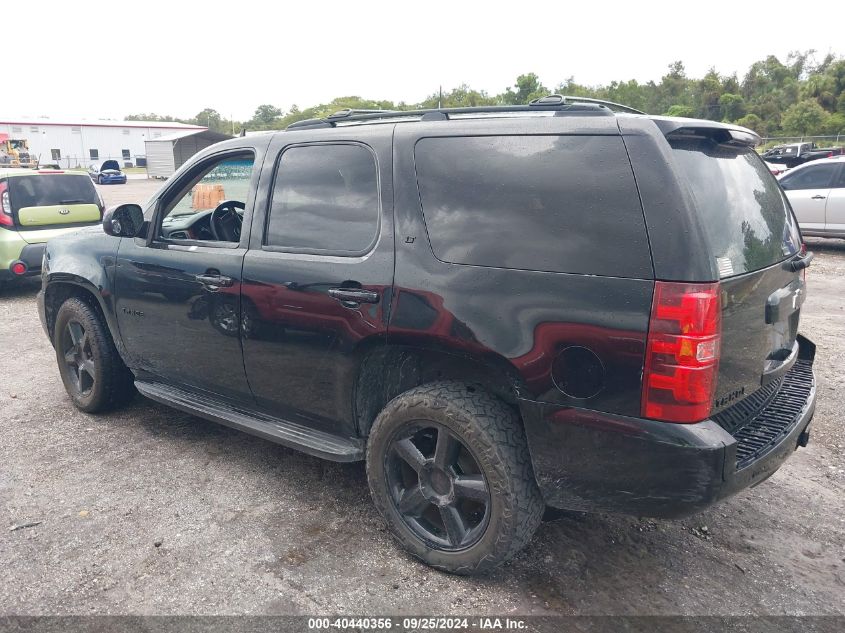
54,297,135,413
366,382,544,575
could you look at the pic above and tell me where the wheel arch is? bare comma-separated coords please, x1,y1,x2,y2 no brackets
354,343,525,438
43,276,123,355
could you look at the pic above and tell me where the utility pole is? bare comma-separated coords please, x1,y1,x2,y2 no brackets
438,85,442,109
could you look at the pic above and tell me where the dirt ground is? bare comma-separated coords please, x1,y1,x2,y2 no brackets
0,179,843,616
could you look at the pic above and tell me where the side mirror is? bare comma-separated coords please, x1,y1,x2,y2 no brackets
103,204,145,238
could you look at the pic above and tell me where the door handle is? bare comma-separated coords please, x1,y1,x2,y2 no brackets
328,287,380,305
195,274,234,287
811,195,826,200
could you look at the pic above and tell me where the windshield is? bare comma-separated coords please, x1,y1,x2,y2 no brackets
101,160,121,171
670,138,801,277
8,175,99,212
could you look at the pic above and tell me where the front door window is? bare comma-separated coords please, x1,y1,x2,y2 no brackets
160,155,255,243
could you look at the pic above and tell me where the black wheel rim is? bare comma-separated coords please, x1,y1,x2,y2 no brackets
61,320,95,396
385,422,491,551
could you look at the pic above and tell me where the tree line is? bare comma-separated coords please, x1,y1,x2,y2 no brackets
128,51,845,140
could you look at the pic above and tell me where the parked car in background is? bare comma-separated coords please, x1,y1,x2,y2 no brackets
779,156,845,238
0,169,103,291
38,99,816,574
88,159,127,185
762,142,845,169
765,161,788,176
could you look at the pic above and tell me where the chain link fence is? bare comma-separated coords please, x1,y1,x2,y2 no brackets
760,135,843,149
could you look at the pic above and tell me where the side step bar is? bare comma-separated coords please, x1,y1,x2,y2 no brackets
135,381,364,462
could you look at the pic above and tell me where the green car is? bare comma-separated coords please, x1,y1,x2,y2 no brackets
0,169,103,290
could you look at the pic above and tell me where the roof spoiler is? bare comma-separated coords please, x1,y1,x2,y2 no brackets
651,116,761,147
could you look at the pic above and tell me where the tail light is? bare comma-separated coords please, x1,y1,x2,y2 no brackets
641,281,721,423
0,182,12,227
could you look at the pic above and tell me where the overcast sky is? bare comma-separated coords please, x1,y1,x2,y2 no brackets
7,1,845,122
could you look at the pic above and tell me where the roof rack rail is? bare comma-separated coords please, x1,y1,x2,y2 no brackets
285,95,642,130
327,108,396,119
529,94,645,114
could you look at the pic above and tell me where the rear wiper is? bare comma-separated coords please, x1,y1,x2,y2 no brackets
786,251,814,272
59,199,86,204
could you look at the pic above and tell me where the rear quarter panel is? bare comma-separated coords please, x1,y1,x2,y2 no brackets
390,120,654,417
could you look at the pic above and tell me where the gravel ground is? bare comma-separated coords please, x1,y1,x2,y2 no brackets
0,180,843,616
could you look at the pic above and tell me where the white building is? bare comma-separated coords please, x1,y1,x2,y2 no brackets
0,118,207,169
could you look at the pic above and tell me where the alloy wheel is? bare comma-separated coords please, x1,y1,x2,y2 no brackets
385,422,491,550
62,321,96,396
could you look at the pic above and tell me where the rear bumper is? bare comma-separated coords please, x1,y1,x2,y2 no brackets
519,335,816,518
0,242,45,280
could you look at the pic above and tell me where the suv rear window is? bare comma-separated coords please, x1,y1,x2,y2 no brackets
669,138,801,277
414,135,652,278
8,175,99,213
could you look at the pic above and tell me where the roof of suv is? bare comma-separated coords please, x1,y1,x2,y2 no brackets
279,94,761,147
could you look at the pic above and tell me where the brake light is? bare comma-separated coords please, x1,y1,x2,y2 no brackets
641,281,721,423
0,182,12,227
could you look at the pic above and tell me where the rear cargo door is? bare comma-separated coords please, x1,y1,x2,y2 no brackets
668,136,806,413
9,174,102,239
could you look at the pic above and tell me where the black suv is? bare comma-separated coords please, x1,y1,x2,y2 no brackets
38,97,816,574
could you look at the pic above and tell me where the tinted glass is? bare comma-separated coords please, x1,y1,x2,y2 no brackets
414,135,651,277
836,165,845,188
266,144,379,253
670,138,801,277
780,163,838,190
9,175,98,212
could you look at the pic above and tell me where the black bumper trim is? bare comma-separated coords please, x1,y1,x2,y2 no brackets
519,336,817,518
728,360,814,469
19,242,46,270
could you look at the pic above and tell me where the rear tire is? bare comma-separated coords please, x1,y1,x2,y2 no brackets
366,382,544,575
54,297,135,413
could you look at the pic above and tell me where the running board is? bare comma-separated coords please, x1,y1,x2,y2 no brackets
135,381,364,462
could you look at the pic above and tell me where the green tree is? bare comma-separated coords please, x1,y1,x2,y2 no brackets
250,104,283,129
781,99,830,136
665,104,695,117
718,93,746,121
194,108,223,132
502,73,548,104
735,113,765,136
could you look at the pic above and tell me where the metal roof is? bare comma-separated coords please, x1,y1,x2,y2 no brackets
146,129,232,143
0,118,205,130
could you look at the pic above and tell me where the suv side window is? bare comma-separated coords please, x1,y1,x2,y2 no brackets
159,153,255,242
835,165,845,188
780,163,838,190
414,135,651,278
265,143,379,254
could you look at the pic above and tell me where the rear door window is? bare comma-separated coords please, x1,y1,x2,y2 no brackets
414,135,652,278
669,138,801,277
265,143,380,254
8,175,99,212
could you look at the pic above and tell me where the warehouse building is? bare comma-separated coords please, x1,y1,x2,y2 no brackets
0,118,207,169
